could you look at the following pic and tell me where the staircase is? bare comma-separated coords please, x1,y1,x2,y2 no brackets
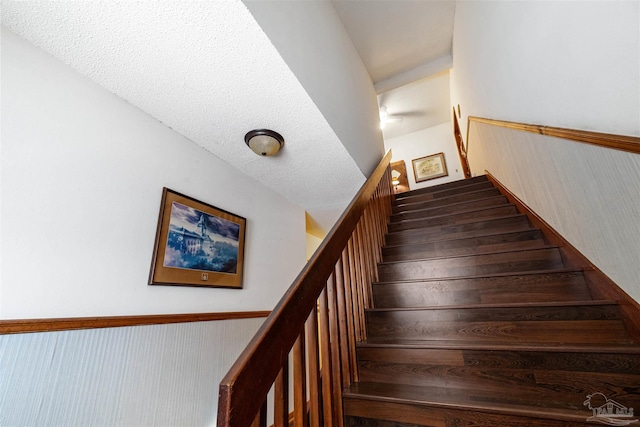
342,175,640,427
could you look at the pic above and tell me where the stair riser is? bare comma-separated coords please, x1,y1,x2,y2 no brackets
388,205,518,233
377,248,564,282
357,348,640,375
393,188,502,215
373,272,591,307
366,304,629,344
344,399,617,427
366,319,630,344
357,349,640,403
383,230,545,262
386,215,531,246
395,180,495,205
391,195,507,222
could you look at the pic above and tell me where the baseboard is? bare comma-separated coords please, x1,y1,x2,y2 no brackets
485,171,640,342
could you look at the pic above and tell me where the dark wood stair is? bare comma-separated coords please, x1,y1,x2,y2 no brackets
343,176,640,426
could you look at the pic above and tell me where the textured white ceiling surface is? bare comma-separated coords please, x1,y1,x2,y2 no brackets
332,0,456,84
1,0,366,215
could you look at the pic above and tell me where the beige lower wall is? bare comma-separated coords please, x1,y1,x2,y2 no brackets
468,121,640,302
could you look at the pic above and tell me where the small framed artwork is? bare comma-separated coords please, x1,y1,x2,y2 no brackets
412,152,448,183
149,188,246,289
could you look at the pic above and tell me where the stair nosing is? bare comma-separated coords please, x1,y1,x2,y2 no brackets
343,383,595,422
373,268,586,285
393,190,504,212
388,205,518,229
365,299,618,313
356,340,640,353
394,176,488,199
392,194,507,217
383,227,543,250
395,178,490,200
377,245,560,266
386,213,528,237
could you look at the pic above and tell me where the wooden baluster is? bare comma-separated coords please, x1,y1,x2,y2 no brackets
326,272,344,426
318,288,335,426
373,192,385,262
293,332,308,427
347,237,363,342
341,247,359,383
359,213,372,289
356,220,372,311
369,202,381,266
363,209,378,289
333,257,352,386
353,226,367,337
274,360,289,427
306,309,322,427
251,401,267,427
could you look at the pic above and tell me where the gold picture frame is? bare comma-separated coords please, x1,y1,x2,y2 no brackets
412,152,448,183
149,188,246,288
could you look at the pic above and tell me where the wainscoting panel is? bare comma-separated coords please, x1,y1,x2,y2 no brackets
467,121,640,302
0,317,265,426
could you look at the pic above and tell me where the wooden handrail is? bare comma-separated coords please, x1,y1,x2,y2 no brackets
468,116,640,154
0,311,270,334
217,151,393,427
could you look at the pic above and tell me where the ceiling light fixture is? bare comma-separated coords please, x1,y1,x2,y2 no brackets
244,129,285,156
379,106,403,130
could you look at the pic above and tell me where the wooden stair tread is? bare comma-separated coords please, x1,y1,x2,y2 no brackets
373,267,585,285
395,177,490,200
344,382,597,421
393,190,504,213
366,299,618,312
388,204,519,227
391,197,509,224
385,214,533,246
387,213,529,236
357,339,640,353
394,180,495,204
372,270,592,307
378,245,558,266
395,175,488,198
383,228,543,249
378,245,561,265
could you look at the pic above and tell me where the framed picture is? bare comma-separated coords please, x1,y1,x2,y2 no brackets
149,188,246,289
412,152,448,183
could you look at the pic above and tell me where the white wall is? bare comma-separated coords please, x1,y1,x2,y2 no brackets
0,317,264,426
384,122,464,191
243,0,385,177
450,1,640,302
451,0,640,139
1,27,307,319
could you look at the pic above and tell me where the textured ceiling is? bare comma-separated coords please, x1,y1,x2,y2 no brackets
1,1,366,220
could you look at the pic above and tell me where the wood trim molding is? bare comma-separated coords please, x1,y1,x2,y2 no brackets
0,311,270,335
485,171,640,342
468,116,640,154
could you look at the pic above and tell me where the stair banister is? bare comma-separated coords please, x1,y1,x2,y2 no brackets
217,151,393,427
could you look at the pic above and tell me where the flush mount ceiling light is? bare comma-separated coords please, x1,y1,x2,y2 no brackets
244,129,285,156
